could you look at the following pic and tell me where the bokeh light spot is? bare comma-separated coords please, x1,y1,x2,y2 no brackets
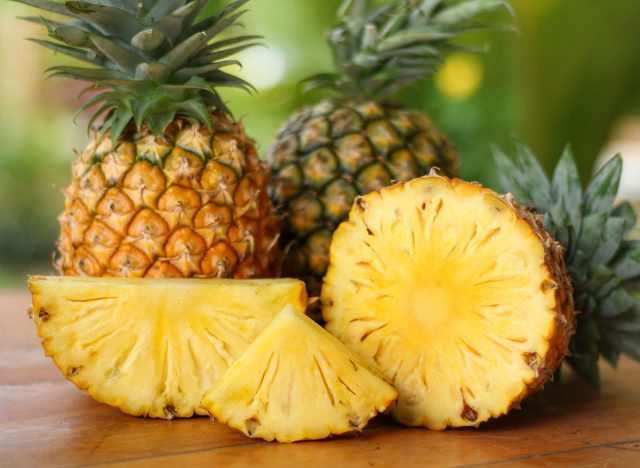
236,44,287,91
435,53,484,101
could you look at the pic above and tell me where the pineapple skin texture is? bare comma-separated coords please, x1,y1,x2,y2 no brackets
267,99,459,297
57,112,280,279
28,276,308,419
323,176,575,429
202,305,398,443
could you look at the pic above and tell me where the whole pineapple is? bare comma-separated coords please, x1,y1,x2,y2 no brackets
267,0,512,297
17,0,280,279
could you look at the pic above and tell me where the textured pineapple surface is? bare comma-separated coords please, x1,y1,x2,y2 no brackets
58,113,280,279
268,99,458,296
323,176,574,429
202,305,398,443
28,276,307,419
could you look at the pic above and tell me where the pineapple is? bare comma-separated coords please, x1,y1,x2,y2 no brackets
322,174,575,429
29,276,307,419
267,0,512,298
17,0,280,279
495,143,640,388
201,305,398,443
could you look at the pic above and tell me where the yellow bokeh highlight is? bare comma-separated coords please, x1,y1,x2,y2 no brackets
435,53,484,101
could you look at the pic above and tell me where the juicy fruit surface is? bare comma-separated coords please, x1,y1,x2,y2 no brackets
202,306,397,443
29,276,307,419
323,176,574,429
58,112,280,279
267,99,458,295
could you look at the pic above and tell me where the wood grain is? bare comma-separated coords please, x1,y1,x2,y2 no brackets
1,290,639,467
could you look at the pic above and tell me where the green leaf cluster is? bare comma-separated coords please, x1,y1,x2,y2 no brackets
305,0,513,99
494,142,640,388
15,0,260,140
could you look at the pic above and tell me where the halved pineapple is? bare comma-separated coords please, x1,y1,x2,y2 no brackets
322,175,575,429
201,305,398,443
28,276,307,419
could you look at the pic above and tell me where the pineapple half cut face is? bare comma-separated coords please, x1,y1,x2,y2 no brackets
323,176,574,429
202,305,397,443
28,276,307,419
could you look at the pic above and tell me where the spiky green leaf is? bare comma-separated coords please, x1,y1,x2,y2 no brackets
28,39,103,66
16,0,259,137
308,0,513,99
433,0,512,25
585,155,623,216
90,35,142,73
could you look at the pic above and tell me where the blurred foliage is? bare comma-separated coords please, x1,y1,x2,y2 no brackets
1,0,640,286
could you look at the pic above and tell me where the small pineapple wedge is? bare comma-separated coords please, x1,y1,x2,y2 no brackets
28,276,307,419
322,175,575,429
201,305,398,443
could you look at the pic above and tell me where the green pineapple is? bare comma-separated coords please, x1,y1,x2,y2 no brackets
495,142,640,387
267,0,512,299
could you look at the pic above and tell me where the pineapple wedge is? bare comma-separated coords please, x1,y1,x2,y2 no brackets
28,276,307,419
323,175,575,429
201,305,398,443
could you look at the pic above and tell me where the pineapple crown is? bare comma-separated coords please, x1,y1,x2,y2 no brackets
494,142,640,388
15,0,259,142
305,0,514,100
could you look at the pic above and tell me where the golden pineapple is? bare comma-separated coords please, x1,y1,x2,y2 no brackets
202,305,397,443
18,0,280,279
322,175,575,429
58,113,279,279
29,276,307,419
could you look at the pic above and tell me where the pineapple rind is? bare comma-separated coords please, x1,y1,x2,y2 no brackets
202,306,398,443
323,175,574,429
57,113,281,280
28,276,307,419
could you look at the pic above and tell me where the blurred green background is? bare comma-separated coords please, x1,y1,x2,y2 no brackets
1,0,640,287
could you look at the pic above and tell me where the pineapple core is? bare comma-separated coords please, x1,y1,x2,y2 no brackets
28,276,307,419
323,176,573,429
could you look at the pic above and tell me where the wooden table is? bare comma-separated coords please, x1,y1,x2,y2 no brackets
1,290,639,467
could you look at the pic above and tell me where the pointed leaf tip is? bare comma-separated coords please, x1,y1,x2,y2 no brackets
585,155,623,216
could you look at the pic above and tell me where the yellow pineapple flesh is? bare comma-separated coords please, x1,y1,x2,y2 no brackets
322,175,574,429
201,305,397,443
28,276,307,419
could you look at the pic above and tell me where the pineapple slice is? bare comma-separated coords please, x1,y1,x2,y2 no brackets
322,175,575,429
28,276,307,419
201,305,398,443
